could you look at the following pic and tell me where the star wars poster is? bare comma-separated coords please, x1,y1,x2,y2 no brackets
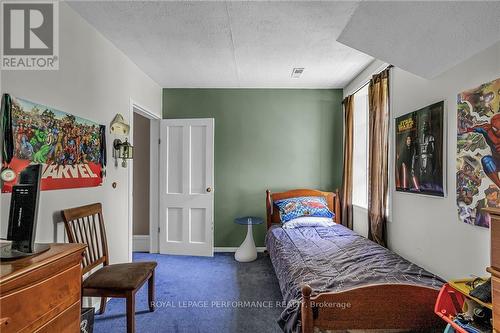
395,101,445,197
457,78,500,228
1,96,104,193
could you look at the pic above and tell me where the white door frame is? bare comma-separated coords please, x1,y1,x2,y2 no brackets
128,99,161,262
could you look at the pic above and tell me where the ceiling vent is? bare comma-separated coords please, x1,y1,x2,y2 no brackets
291,67,304,78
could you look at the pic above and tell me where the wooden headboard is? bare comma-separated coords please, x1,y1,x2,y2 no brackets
265,189,341,229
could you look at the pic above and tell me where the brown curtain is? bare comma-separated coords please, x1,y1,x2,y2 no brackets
341,95,354,229
368,69,390,246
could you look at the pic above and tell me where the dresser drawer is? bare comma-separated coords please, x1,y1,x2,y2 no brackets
493,276,500,332
0,264,81,333
35,301,81,333
492,221,500,270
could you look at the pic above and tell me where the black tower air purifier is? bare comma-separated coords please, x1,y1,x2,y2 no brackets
1,164,49,260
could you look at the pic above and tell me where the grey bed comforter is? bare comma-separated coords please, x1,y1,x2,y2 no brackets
265,224,444,333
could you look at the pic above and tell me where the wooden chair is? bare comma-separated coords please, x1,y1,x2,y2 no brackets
61,203,157,333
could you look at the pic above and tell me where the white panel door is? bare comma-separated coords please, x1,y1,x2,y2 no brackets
159,118,214,256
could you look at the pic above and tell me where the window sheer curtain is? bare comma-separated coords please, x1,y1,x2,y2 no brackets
341,95,354,230
367,69,390,246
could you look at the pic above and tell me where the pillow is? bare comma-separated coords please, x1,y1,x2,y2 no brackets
274,196,335,223
282,216,335,229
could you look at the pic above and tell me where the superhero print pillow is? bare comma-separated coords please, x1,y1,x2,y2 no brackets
274,196,334,224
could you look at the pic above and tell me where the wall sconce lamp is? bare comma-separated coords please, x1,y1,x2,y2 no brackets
113,138,134,167
110,114,130,135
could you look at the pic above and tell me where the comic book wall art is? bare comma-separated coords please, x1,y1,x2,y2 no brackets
457,78,500,228
1,96,104,192
395,101,445,197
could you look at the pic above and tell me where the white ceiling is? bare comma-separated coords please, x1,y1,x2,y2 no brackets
67,1,374,88
338,1,500,79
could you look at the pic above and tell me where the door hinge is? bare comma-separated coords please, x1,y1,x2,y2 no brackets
158,227,160,233
158,139,161,144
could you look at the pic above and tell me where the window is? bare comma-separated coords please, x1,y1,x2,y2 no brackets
352,85,369,209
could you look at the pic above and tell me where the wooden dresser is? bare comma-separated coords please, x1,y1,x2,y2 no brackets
0,243,86,333
484,208,500,332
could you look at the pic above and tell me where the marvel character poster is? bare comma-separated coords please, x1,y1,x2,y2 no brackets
395,101,445,197
1,96,104,192
457,78,500,228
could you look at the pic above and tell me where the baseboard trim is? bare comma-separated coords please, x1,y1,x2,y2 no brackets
133,235,150,252
214,247,266,253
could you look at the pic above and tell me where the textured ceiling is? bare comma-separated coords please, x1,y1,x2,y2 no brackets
67,1,374,88
338,1,500,79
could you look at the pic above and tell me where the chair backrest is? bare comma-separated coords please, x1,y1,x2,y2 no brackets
61,203,109,275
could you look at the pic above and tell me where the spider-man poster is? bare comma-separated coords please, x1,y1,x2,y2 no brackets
1,96,104,192
457,78,500,228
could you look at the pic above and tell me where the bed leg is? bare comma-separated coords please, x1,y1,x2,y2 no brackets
301,284,314,333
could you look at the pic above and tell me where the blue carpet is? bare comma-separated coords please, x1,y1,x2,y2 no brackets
93,252,284,333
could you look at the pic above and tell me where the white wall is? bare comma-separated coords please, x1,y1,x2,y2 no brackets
345,41,500,280
352,205,369,237
0,3,162,265
389,42,500,280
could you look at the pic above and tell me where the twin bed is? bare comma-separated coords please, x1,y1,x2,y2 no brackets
265,189,444,333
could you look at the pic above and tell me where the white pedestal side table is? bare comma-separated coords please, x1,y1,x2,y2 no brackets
234,216,263,262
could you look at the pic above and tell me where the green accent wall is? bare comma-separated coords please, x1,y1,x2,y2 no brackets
162,89,343,247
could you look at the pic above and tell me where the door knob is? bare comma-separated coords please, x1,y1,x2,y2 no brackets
206,187,212,193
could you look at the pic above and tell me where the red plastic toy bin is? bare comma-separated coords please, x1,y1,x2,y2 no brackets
434,283,467,333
